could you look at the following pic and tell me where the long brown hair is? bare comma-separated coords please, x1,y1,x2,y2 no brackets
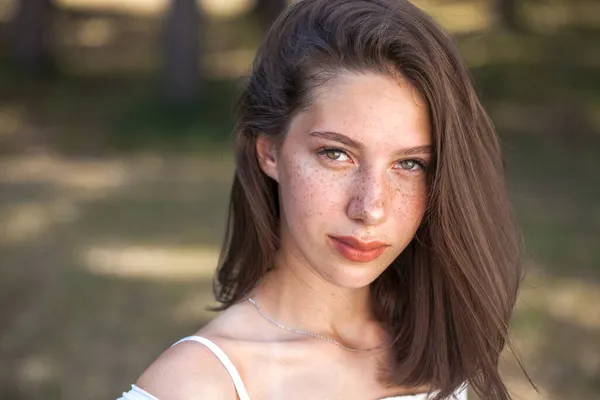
213,1,528,398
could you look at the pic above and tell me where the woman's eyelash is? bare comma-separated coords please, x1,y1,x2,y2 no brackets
398,159,428,171
316,147,351,162
316,147,428,172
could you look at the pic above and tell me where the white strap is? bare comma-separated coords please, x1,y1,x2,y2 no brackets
170,336,467,400
171,335,251,400
380,382,467,400
456,382,468,400
117,385,159,400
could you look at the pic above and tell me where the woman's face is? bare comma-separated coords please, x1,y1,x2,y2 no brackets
258,72,432,288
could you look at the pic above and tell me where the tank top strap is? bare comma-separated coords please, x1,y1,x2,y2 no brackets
172,335,251,400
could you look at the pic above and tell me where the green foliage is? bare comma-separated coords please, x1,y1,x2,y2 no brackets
109,78,238,153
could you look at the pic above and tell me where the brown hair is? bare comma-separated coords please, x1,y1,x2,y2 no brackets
213,0,529,398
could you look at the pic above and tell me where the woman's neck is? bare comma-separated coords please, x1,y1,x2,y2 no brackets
249,252,386,350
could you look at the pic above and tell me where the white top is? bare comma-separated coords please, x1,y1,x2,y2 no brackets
117,336,468,400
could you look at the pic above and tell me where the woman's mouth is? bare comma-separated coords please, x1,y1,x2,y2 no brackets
328,235,390,263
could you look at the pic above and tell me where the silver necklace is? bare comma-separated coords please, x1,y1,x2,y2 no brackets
246,296,388,353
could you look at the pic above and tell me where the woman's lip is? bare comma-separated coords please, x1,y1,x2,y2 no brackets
329,235,390,251
328,236,390,263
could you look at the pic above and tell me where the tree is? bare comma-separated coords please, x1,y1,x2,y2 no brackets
256,0,288,31
162,0,202,105
493,0,520,31
9,0,55,75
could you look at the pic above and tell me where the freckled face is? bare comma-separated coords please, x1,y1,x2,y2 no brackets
264,72,431,288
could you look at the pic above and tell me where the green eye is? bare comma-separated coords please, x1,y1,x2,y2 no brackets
397,159,426,172
318,148,351,162
326,150,343,160
400,160,416,170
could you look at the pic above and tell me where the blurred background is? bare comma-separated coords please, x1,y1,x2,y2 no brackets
0,0,598,399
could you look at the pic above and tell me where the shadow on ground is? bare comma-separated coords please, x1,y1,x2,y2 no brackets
0,154,233,399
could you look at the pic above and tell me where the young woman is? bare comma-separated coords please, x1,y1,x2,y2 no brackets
118,0,525,399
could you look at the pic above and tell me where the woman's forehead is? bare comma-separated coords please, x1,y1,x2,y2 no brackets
289,73,431,148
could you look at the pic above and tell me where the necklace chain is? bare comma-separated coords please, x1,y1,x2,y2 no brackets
246,296,387,353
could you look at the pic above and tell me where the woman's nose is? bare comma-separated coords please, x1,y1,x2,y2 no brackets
346,170,388,226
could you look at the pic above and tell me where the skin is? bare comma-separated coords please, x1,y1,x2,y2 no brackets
136,72,432,399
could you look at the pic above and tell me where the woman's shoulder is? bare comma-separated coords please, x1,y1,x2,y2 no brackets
130,302,277,399
134,332,238,400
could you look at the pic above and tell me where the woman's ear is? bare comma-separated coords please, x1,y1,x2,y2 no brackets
256,134,279,182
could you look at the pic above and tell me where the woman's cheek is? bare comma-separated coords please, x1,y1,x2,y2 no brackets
284,158,346,223
280,156,319,222
393,184,428,229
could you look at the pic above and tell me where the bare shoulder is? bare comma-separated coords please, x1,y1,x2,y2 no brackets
135,338,237,400
134,303,262,399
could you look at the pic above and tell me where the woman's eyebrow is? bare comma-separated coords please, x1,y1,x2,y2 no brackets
309,130,432,156
394,144,433,156
310,131,362,149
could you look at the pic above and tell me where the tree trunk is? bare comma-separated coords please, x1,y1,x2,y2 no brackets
256,0,288,31
10,0,55,75
163,0,202,106
493,0,520,31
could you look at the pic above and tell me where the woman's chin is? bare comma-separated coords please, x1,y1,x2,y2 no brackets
322,263,387,289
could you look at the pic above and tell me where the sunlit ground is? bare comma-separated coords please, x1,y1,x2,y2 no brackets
1,0,258,18
0,153,232,399
0,0,598,399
